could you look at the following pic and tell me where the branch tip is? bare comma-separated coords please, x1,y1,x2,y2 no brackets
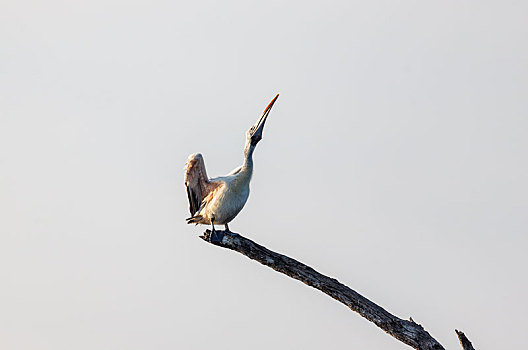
455,329,476,350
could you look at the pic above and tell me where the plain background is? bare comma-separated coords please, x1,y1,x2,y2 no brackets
1,1,527,349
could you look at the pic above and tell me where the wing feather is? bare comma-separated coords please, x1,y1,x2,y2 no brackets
184,153,219,217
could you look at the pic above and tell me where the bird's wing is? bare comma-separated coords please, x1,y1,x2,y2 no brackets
184,153,220,217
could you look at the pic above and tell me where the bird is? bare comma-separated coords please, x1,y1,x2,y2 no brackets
184,94,279,239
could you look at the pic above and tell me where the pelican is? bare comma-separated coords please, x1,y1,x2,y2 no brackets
184,94,279,239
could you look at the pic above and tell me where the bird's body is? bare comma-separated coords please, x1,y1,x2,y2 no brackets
185,94,278,233
185,154,252,226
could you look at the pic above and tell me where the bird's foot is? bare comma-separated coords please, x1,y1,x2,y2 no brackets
203,229,240,244
223,224,241,237
207,229,225,244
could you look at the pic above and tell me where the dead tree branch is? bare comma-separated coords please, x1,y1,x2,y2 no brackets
200,230,475,350
455,330,475,350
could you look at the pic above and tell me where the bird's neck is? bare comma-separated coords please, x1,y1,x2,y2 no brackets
240,142,255,179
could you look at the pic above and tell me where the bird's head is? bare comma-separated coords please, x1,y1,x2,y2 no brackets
247,94,279,146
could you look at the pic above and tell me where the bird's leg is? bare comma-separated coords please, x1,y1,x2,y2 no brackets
223,223,239,238
211,217,216,233
209,217,224,243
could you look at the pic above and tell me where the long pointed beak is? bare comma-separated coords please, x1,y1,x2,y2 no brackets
251,93,279,145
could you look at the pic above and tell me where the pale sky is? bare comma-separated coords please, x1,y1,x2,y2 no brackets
1,1,527,349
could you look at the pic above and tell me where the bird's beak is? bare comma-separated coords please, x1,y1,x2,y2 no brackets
250,93,279,145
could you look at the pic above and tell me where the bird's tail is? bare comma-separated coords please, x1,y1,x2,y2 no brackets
186,215,203,225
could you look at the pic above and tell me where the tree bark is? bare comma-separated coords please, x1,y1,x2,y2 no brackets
201,230,475,350
455,330,475,350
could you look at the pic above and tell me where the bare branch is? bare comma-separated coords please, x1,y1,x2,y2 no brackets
201,230,446,350
455,330,476,350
